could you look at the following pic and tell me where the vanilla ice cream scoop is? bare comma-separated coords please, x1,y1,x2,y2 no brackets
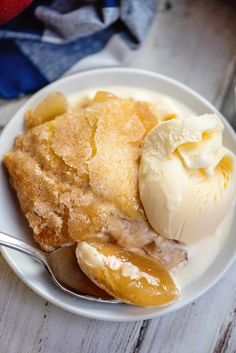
139,114,236,244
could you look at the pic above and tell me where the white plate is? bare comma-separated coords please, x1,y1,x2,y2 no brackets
0,68,236,322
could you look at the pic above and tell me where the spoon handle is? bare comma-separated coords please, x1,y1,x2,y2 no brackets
0,231,47,265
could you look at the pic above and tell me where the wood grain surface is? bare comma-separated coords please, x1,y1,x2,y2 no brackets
0,1,236,352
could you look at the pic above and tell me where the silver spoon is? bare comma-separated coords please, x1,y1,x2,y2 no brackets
0,231,118,304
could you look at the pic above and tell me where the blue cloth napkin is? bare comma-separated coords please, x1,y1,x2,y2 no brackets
0,0,159,99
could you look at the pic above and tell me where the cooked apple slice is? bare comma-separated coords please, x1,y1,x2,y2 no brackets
76,240,180,306
25,92,68,129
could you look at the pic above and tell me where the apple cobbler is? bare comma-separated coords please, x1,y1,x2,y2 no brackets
4,91,187,306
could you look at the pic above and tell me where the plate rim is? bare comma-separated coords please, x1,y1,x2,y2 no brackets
1,67,236,322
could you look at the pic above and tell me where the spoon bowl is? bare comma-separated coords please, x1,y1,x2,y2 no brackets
0,231,118,303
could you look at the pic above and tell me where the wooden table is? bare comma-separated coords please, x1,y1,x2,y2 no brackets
0,1,236,352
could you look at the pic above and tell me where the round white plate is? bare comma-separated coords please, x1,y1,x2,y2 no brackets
0,68,236,322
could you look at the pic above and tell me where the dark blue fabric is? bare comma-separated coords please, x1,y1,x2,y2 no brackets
102,0,119,7
0,0,158,99
0,40,48,99
17,20,137,83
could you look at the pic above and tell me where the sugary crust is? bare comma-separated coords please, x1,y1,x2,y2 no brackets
4,93,155,247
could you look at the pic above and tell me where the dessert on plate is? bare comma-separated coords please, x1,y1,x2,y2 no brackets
3,87,236,306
